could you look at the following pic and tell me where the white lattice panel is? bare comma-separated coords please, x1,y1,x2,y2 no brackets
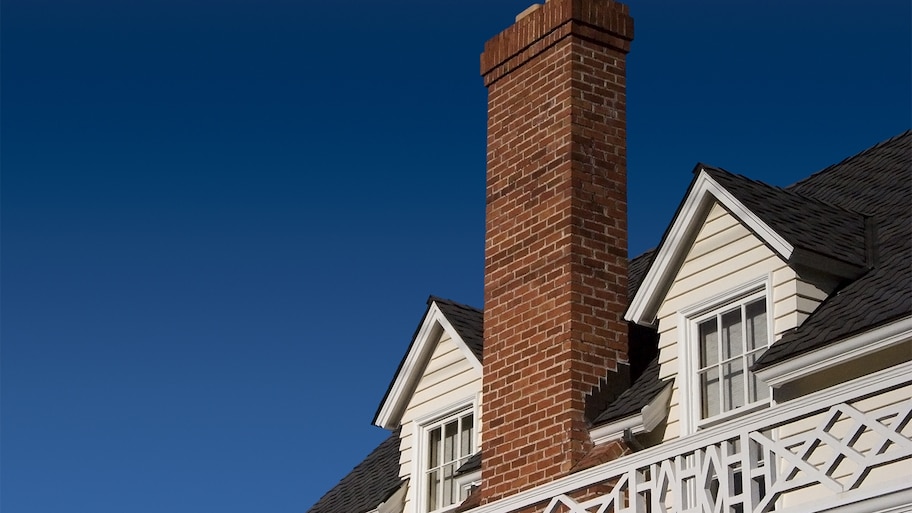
542,397,912,513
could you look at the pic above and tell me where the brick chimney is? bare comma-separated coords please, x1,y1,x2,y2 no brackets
480,0,633,501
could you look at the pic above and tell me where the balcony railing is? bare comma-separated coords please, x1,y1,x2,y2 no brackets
474,361,912,513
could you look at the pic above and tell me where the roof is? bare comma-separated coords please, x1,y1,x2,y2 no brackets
373,296,485,429
699,164,869,271
315,131,911,510
592,357,667,425
305,430,404,513
456,452,482,475
754,130,912,368
430,296,484,362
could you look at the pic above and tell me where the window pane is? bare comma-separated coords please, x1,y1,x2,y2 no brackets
428,427,441,467
427,469,439,511
721,309,743,359
700,318,719,366
443,462,456,506
747,351,770,402
426,413,474,511
745,299,767,351
723,361,745,411
460,415,474,458
444,420,458,463
701,368,720,418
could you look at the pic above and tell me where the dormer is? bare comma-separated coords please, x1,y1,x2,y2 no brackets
624,165,875,438
373,297,484,513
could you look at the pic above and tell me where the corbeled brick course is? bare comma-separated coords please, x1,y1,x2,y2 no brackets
480,0,634,503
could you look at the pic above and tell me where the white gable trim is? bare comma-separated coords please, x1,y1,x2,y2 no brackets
373,301,483,430
589,381,673,445
755,315,912,388
625,168,794,326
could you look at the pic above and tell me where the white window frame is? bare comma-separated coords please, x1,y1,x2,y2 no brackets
678,275,774,435
412,398,478,513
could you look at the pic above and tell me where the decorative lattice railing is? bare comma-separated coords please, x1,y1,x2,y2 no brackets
473,362,912,513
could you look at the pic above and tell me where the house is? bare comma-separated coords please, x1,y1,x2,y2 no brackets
306,1,912,512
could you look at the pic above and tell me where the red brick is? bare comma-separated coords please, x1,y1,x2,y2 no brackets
480,0,633,503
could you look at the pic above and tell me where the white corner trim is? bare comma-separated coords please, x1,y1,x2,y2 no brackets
374,302,482,429
625,168,794,326
589,382,673,445
756,315,912,388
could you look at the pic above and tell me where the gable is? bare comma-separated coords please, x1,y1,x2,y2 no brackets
652,202,829,438
373,298,483,430
626,165,866,327
394,330,482,512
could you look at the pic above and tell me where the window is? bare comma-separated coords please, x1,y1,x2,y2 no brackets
694,291,770,422
422,409,475,512
679,279,773,432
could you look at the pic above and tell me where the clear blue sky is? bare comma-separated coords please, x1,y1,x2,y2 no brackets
2,0,908,511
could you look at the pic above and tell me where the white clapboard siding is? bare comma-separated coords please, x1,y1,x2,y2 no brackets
396,331,482,513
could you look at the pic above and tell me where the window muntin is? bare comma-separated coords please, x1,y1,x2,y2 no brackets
424,411,475,512
696,295,770,421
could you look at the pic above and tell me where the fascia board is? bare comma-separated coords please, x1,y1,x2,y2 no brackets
625,168,794,325
756,316,912,388
373,303,445,429
590,414,642,445
374,302,483,429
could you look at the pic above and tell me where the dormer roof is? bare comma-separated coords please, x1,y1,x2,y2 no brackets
372,296,483,430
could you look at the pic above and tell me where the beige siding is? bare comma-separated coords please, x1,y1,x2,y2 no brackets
397,331,482,513
654,202,828,441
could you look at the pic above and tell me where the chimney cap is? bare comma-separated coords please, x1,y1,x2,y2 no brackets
515,3,542,22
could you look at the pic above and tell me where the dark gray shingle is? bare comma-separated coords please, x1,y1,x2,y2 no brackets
592,357,669,425
431,296,484,362
700,165,869,270
754,130,912,368
306,430,404,513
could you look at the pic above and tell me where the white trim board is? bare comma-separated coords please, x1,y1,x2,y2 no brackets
374,300,483,430
756,315,912,388
589,382,673,445
625,168,793,326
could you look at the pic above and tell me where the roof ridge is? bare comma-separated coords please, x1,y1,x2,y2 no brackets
787,129,912,192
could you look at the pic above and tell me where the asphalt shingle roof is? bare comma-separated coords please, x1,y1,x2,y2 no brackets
430,296,484,362
456,452,482,474
700,165,869,269
754,130,912,368
306,430,404,513
592,357,668,425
